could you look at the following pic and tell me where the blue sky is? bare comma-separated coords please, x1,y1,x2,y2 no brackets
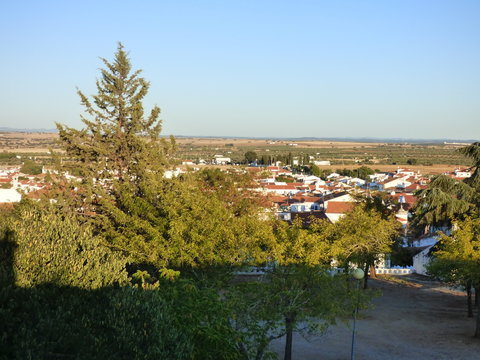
1,0,479,139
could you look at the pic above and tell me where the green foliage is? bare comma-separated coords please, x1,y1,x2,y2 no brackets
0,152,19,166
458,142,480,190
0,201,245,359
427,218,480,286
0,281,241,360
273,218,332,266
410,175,478,233
426,217,480,336
412,143,480,337
228,265,371,360
411,142,480,235
406,158,417,165
310,164,321,177
0,152,16,160
54,43,177,268
20,159,42,175
224,218,374,360
331,205,400,276
57,43,173,184
275,175,294,183
0,201,128,289
159,174,277,269
389,244,414,267
309,165,331,179
245,151,258,163
336,168,353,177
335,166,374,180
356,166,375,180
355,192,399,219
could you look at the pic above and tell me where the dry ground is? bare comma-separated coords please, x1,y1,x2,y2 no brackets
0,132,464,173
0,132,59,153
271,276,480,360
175,137,384,149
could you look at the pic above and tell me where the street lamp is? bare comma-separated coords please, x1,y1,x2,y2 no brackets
350,268,364,360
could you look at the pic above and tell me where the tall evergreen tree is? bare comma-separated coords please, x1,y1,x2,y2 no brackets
56,43,175,266
58,42,174,184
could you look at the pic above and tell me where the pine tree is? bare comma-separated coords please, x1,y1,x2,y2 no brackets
410,175,478,234
57,43,174,185
410,142,480,235
56,43,175,266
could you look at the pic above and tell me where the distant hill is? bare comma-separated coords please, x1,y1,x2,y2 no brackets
0,127,58,133
0,128,476,144
173,135,478,145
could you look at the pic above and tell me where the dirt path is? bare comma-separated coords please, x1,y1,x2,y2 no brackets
271,276,480,359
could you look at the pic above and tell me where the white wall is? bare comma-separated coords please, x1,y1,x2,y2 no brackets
413,245,434,275
0,188,22,203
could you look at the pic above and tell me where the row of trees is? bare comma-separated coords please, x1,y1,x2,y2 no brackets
0,44,400,359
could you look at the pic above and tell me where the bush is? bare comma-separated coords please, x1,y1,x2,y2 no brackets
20,160,42,175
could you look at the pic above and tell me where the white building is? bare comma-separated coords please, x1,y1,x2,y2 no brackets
382,175,411,189
213,155,231,165
164,168,185,179
454,169,471,178
326,172,340,179
413,245,435,275
0,188,22,203
290,201,322,212
396,168,416,177
313,160,331,166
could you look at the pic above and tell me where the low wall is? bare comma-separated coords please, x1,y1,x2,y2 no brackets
236,267,415,276
375,268,414,275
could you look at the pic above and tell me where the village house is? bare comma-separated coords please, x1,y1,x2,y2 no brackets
213,155,231,165
0,188,22,203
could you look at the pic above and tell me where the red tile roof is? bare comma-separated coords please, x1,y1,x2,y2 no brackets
325,201,355,214
268,195,289,203
264,184,298,190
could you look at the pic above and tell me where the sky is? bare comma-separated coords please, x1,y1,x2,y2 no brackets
1,0,479,140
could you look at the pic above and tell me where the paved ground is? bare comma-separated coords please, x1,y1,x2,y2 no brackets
271,276,480,359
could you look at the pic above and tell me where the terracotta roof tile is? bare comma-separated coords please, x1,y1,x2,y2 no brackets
325,201,355,214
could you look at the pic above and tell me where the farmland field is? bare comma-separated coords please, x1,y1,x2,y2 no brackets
0,132,472,174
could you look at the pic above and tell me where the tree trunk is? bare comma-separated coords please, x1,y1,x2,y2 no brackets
467,282,473,318
363,263,369,289
475,300,480,338
284,315,294,360
475,287,479,307
369,264,377,279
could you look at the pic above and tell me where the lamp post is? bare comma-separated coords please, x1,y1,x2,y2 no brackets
350,268,365,360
